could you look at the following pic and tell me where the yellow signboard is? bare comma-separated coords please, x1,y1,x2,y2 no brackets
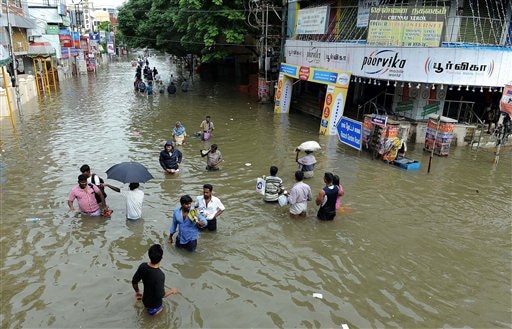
367,6,447,47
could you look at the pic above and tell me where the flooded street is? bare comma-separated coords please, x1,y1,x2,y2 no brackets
0,57,510,328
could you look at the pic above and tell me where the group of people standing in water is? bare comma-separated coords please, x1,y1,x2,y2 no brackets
262,149,345,221
133,57,190,96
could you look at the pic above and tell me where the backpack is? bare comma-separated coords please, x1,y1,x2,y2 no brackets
138,81,146,91
89,174,107,204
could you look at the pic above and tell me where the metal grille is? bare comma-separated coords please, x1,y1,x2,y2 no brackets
295,0,511,46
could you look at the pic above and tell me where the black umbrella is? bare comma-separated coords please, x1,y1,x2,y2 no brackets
105,162,154,183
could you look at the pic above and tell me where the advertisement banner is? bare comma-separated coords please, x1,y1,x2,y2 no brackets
500,84,512,116
72,31,80,48
59,34,72,48
367,6,447,47
319,84,350,135
89,33,100,42
276,62,351,126
284,40,512,86
280,63,299,78
296,6,330,35
89,40,99,54
100,31,106,43
274,73,294,114
337,117,363,150
107,42,115,54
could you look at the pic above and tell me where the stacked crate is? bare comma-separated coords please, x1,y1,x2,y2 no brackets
424,118,454,156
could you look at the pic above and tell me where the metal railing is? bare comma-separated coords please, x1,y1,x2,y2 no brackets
295,7,508,47
356,91,395,121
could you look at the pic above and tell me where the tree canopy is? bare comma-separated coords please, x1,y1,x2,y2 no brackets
97,21,114,32
117,0,260,62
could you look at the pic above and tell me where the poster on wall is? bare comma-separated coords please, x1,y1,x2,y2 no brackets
500,84,512,116
296,6,330,35
357,0,380,28
367,6,447,47
107,42,115,54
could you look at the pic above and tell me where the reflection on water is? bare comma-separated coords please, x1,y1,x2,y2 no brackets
0,57,510,328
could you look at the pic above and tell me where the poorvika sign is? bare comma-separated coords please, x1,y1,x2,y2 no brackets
284,40,512,86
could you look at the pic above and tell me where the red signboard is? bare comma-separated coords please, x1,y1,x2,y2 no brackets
299,66,310,80
59,34,72,48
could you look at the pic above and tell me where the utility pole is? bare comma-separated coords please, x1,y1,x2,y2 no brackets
5,0,22,114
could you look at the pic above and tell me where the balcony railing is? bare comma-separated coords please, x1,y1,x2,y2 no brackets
295,6,509,47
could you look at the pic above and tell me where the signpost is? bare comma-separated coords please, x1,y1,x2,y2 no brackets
336,117,363,151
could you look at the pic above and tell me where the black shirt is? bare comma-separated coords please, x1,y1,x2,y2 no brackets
132,263,165,308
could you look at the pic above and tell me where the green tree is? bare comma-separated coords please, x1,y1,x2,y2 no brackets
117,0,259,62
97,21,114,32
117,0,154,49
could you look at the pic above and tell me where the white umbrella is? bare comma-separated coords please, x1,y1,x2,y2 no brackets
296,141,321,152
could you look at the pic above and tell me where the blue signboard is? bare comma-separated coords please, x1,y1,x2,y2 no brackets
280,64,297,77
371,114,388,126
312,70,338,84
337,116,363,151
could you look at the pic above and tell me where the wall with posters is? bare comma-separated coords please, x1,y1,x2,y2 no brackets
285,40,512,88
274,63,351,135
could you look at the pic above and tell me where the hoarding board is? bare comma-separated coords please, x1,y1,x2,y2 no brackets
284,40,511,87
367,6,447,47
296,6,330,35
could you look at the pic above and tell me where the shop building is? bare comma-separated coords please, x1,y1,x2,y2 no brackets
275,0,512,142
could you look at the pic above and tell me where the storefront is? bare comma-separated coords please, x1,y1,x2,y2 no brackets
274,63,351,135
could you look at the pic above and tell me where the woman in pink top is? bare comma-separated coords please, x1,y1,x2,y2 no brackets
333,174,344,210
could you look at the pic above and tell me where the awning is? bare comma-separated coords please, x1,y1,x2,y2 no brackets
0,44,12,66
28,8,63,24
0,14,36,29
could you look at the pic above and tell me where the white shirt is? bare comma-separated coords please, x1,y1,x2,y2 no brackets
120,188,144,220
195,195,225,220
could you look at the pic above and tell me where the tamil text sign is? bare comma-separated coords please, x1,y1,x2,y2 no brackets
337,117,363,150
296,6,330,35
367,6,447,47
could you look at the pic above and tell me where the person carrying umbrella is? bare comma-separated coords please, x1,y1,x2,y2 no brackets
104,161,154,220
104,183,144,220
159,141,182,174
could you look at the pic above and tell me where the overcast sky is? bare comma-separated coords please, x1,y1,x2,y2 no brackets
92,0,126,9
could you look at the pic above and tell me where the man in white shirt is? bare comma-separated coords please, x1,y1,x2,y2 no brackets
195,184,225,231
105,183,145,220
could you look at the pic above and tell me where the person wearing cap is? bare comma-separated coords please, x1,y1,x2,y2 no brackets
172,121,187,146
159,141,182,174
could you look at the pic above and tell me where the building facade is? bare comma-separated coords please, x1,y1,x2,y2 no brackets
276,0,512,136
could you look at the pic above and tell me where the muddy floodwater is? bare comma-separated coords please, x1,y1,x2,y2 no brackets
0,57,510,328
